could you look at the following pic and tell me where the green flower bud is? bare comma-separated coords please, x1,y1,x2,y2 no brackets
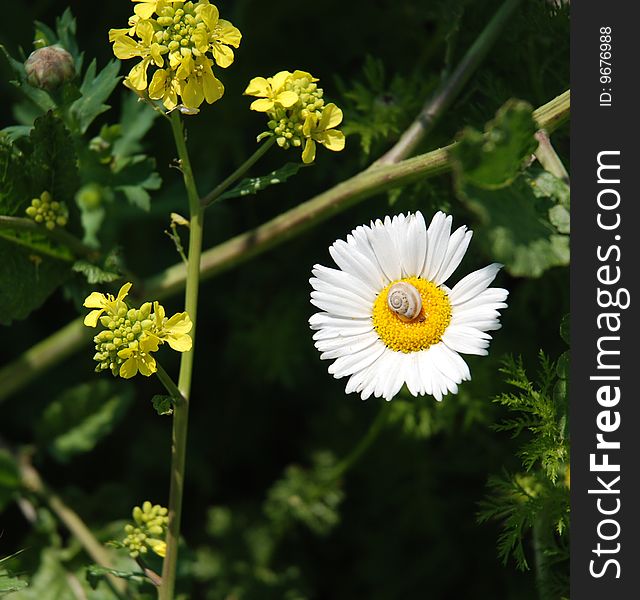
75,183,103,211
24,45,75,91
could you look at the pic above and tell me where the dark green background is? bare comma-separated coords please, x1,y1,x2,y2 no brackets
1,1,569,598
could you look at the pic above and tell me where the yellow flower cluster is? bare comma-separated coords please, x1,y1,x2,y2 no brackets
244,70,345,164
83,282,192,379
109,0,241,111
123,501,169,558
25,191,68,230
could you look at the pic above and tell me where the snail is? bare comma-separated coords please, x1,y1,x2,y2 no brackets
387,282,423,322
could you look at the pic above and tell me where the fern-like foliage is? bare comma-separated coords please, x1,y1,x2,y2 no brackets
478,351,569,599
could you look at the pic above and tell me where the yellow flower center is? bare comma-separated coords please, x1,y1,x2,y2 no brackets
372,276,451,353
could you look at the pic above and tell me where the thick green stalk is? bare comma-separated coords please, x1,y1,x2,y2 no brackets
159,113,204,600
0,91,570,404
374,0,523,166
155,363,185,404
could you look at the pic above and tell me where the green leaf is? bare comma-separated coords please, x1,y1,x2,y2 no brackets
451,99,538,189
0,136,30,216
35,380,134,463
0,237,71,325
0,450,20,512
457,170,570,278
151,395,174,416
112,94,159,159
112,155,162,211
69,59,121,134
25,111,80,204
218,163,305,202
72,260,120,284
0,571,28,595
86,565,146,590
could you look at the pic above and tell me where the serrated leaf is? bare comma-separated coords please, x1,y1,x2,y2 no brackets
0,571,28,595
0,237,71,325
69,59,121,134
0,450,20,512
35,380,134,463
72,260,120,284
151,395,174,416
457,171,570,278
111,155,162,211
218,163,305,202
112,94,159,159
451,99,538,189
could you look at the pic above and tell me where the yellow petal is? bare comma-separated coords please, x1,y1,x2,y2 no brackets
138,354,156,376
212,43,234,69
112,35,142,60
119,357,138,379
250,98,274,112
147,539,166,557
168,334,192,352
302,114,315,137
128,58,150,91
198,3,220,31
276,91,298,108
140,333,160,353
319,104,343,130
244,77,269,97
215,20,242,47
315,129,345,152
108,28,130,42
83,309,103,328
133,1,157,20
83,292,107,309
165,313,193,334
116,282,133,302
136,20,155,46
181,78,204,109
149,69,168,99
203,71,224,103
270,71,292,92
291,70,318,82
302,138,316,164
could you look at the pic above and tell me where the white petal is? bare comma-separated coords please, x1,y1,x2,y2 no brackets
453,287,509,312
427,344,465,385
423,212,453,281
366,219,402,282
400,212,427,277
442,325,491,356
310,292,371,318
309,312,371,332
329,239,386,291
448,263,503,306
328,339,386,378
310,278,374,308
312,264,378,300
433,227,473,285
317,331,378,359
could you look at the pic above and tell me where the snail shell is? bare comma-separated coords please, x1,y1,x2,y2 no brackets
387,282,422,322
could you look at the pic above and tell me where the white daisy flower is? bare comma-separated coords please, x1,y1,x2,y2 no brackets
309,211,509,401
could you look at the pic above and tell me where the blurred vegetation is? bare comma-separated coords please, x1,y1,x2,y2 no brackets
0,0,569,598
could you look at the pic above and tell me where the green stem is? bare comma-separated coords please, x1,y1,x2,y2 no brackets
201,136,276,207
374,0,523,166
159,112,204,600
155,363,185,404
0,91,570,404
532,516,552,600
331,406,389,480
18,453,128,598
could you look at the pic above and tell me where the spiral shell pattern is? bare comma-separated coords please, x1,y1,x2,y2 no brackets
387,282,422,322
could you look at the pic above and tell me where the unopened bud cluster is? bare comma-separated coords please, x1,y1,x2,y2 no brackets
24,45,75,90
123,501,169,559
245,70,345,164
269,74,325,150
83,282,192,379
25,191,68,230
93,302,155,376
